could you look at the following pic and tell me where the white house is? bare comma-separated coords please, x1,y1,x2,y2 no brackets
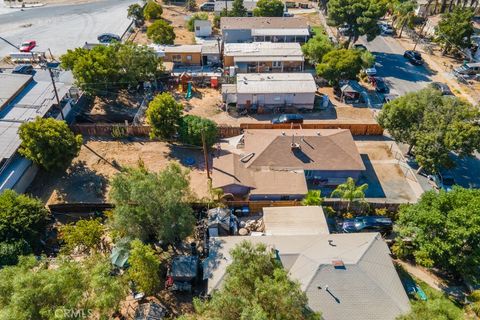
194,19,212,37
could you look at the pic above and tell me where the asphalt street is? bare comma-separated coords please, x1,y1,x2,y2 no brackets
359,34,433,96
0,0,137,57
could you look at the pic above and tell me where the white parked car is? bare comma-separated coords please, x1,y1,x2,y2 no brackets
378,22,394,35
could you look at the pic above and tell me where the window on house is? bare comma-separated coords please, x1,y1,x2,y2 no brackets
186,55,192,61
272,61,282,68
195,26,200,31
172,55,182,62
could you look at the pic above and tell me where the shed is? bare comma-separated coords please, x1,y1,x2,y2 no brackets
194,19,212,37
339,80,365,103
263,206,330,235
171,255,199,282
207,207,231,237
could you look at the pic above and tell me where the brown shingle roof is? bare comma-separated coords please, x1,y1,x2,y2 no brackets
220,17,309,30
243,129,365,171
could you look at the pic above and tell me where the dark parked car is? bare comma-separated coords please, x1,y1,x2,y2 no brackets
374,77,389,93
342,216,393,234
199,2,215,11
12,64,34,75
97,33,121,43
403,50,423,65
271,114,304,124
430,82,453,95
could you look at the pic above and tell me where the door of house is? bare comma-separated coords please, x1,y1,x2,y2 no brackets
257,95,265,106
285,94,294,105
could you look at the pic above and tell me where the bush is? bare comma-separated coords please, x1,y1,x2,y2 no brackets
187,12,208,32
178,115,218,148
147,19,176,44
0,239,31,266
146,93,183,139
143,0,163,20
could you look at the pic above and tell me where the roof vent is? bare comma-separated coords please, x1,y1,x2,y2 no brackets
291,142,301,150
328,240,336,246
316,131,321,136
281,131,285,136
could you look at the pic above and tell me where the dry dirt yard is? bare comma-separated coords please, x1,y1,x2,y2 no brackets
28,140,210,205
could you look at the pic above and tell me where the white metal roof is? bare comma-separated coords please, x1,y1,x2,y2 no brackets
236,73,316,94
263,206,329,235
224,42,303,57
251,28,310,36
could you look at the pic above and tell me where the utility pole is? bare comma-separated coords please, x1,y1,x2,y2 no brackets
48,67,65,120
201,130,211,181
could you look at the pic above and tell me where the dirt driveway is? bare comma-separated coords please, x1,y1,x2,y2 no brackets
28,139,210,204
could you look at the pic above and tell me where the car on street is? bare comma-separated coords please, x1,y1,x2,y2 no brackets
403,50,423,65
353,43,367,51
374,77,389,93
271,114,304,124
341,216,393,235
430,82,453,96
200,2,215,11
97,33,121,43
428,172,456,192
12,64,34,75
19,40,36,52
379,22,394,35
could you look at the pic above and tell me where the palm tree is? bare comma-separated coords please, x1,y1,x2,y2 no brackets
302,190,323,206
393,0,418,38
330,177,368,212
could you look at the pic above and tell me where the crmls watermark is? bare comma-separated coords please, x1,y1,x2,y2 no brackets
54,308,93,319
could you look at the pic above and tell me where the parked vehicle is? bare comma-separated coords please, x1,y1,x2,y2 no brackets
428,172,455,192
338,24,352,36
342,216,393,234
403,50,423,65
200,2,215,11
374,77,389,93
271,114,304,124
283,12,294,17
353,43,367,51
364,67,377,76
19,40,36,52
379,22,394,35
12,64,34,74
430,82,453,95
453,62,480,76
97,33,121,43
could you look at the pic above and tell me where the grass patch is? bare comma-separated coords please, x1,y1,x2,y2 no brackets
311,26,326,36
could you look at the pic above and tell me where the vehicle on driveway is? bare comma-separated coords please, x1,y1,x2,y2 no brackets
97,33,121,43
364,67,377,76
430,82,453,96
12,64,34,75
353,43,367,51
271,114,304,124
383,94,398,104
403,50,423,65
342,216,393,235
19,40,36,52
428,172,456,192
200,2,215,11
374,77,389,93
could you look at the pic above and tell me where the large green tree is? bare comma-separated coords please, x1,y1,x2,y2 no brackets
61,42,159,95
127,3,144,21
0,255,126,320
147,19,176,45
18,117,82,171
109,163,195,244
59,219,104,255
393,188,480,281
0,190,49,266
392,0,417,38
231,0,248,17
316,48,363,85
178,115,218,148
127,239,161,295
436,7,474,54
302,33,334,65
327,0,387,45
146,92,183,139
378,88,480,172
143,0,163,20
253,0,284,17
182,241,321,320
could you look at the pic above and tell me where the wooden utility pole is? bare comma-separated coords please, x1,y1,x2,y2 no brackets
201,130,211,181
48,67,65,120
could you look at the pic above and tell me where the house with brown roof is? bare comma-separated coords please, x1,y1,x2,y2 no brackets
220,17,311,43
212,129,366,200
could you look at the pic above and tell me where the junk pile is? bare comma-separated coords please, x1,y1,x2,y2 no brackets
207,207,238,237
238,218,265,236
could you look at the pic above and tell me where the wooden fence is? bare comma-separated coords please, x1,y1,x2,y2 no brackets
240,123,384,135
70,124,242,138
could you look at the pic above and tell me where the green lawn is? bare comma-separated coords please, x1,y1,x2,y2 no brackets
311,26,326,37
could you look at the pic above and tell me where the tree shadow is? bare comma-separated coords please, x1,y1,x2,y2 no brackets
372,52,436,81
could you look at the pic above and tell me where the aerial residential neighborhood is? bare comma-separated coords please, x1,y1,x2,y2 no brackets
0,0,480,318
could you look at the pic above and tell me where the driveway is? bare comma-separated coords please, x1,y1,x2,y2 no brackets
0,0,136,58
358,35,434,96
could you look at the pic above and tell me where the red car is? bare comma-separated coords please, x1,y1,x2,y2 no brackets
19,40,36,52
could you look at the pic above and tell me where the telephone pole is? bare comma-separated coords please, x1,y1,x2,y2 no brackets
201,130,211,181
48,67,65,120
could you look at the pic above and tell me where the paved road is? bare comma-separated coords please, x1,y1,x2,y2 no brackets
0,0,136,58
359,35,433,96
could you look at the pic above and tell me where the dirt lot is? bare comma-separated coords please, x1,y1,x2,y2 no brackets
28,140,210,204
355,137,419,202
